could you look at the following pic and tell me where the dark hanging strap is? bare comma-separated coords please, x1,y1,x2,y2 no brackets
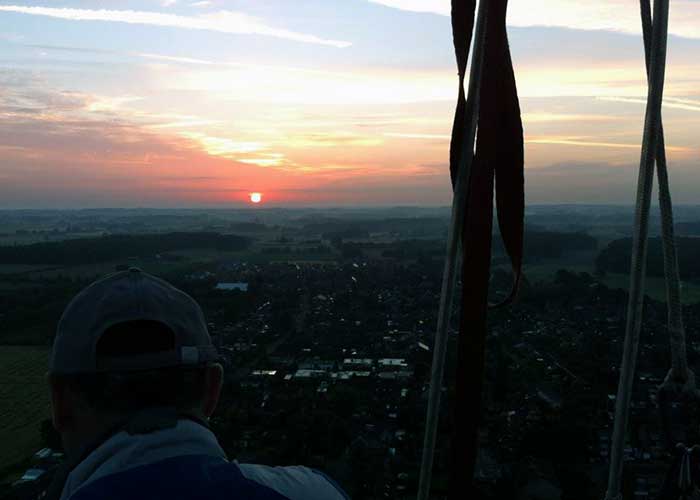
448,0,523,497
489,4,524,308
449,0,476,189
446,3,478,497
449,1,523,308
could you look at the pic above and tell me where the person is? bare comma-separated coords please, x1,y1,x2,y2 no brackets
45,267,349,500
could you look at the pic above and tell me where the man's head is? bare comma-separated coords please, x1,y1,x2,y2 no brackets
48,268,223,460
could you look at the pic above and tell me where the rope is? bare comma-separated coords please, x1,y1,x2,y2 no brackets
415,1,489,498
639,0,698,399
604,0,670,498
656,444,700,500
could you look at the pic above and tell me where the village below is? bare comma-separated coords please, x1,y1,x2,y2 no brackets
2,205,700,499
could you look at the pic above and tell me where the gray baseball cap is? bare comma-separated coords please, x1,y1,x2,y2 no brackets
50,267,219,374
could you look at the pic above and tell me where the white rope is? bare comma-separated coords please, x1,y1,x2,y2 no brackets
604,0,670,498
639,0,698,398
416,1,490,498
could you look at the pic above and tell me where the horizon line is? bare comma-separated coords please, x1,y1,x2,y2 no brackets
0,203,698,211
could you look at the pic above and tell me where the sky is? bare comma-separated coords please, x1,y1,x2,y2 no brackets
0,0,699,208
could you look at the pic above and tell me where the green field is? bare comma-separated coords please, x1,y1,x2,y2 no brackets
522,263,700,304
0,346,50,475
601,273,700,304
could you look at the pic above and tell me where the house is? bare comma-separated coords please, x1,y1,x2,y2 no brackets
215,282,249,291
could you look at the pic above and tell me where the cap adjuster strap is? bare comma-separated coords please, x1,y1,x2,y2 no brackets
181,346,200,364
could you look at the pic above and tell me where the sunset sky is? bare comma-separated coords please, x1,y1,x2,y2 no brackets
0,0,699,207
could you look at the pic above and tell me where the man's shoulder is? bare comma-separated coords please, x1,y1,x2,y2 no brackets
69,455,348,500
237,463,349,500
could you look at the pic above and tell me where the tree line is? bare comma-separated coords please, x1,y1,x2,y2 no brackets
0,232,250,265
596,236,700,281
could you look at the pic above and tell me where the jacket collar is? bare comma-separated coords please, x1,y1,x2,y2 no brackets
59,416,227,500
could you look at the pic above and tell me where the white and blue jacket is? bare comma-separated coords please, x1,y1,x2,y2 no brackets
57,419,349,500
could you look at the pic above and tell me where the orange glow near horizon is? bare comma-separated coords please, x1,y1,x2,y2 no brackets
1,17,698,208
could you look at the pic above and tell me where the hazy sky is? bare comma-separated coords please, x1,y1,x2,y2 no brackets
0,0,699,207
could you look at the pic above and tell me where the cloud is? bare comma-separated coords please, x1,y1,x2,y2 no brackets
190,1,212,7
525,136,692,152
238,154,285,167
179,132,266,156
383,132,450,140
525,161,638,203
85,95,143,113
0,5,351,48
149,62,455,104
366,0,449,16
136,52,219,65
0,32,25,42
367,0,700,39
522,112,621,123
285,133,384,148
598,96,700,113
148,118,222,129
21,43,116,55
381,132,695,153
0,73,293,208
524,159,700,204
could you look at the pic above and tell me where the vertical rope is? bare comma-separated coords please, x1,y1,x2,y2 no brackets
640,0,695,396
604,0,670,498
416,1,490,498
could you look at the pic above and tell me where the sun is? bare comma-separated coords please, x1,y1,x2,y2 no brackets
250,192,262,204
